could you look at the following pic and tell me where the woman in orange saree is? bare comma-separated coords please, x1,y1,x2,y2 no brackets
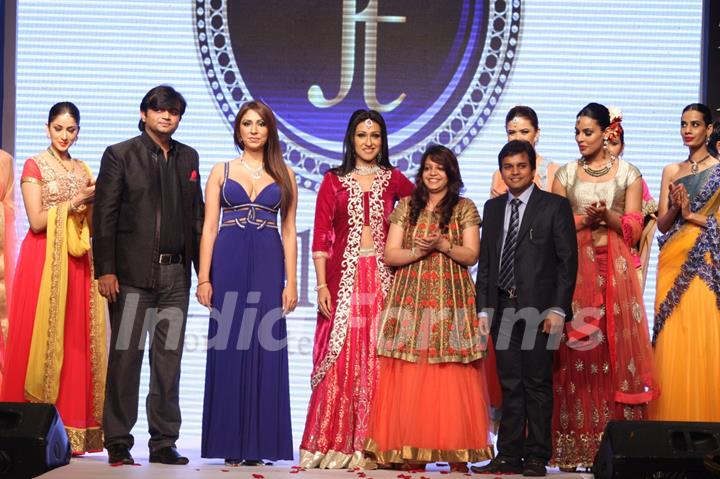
650,104,720,422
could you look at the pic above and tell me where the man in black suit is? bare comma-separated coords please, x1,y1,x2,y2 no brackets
93,85,204,466
473,140,577,477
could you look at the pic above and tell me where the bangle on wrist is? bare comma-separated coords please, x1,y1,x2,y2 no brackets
315,283,328,291
410,247,418,259
446,241,453,254
197,280,211,287
69,200,76,211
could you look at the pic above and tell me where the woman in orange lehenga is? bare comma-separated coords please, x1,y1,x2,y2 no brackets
0,149,16,390
365,145,492,472
650,104,720,422
550,103,657,471
0,102,106,454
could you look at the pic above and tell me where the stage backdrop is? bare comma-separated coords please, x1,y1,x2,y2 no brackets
14,0,704,452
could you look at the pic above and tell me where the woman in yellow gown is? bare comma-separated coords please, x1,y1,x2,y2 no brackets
650,103,720,421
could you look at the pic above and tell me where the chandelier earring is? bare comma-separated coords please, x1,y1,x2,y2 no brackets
376,152,382,163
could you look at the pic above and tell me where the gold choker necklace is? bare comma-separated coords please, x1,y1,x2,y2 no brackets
581,155,616,177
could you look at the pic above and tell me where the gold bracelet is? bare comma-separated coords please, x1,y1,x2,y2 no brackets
197,280,211,287
315,283,328,291
410,247,418,259
446,241,453,254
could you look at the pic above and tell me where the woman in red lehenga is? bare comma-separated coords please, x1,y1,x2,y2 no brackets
550,103,657,471
0,102,106,454
299,110,413,469
0,149,16,390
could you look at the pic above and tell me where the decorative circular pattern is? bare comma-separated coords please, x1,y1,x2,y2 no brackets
193,0,521,192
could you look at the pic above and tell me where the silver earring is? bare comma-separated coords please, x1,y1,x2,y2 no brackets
376,152,382,163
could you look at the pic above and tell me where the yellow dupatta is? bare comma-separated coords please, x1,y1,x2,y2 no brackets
655,188,720,310
24,161,106,419
653,164,720,342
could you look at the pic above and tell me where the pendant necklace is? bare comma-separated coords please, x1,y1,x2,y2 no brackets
687,154,710,175
241,157,264,180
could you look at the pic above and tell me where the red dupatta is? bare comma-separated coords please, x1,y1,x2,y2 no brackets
567,213,657,405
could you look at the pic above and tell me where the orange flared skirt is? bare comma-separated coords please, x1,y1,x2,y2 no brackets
365,353,493,465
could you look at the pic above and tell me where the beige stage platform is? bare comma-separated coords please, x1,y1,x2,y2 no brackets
38,452,594,478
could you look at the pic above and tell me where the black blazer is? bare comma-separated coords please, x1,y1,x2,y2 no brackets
476,186,578,323
93,133,204,289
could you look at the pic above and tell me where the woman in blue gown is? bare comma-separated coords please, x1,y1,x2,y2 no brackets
197,100,298,465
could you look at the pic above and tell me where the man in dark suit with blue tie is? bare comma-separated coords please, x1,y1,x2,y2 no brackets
473,140,577,476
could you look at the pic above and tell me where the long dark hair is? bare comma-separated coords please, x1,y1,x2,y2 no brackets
330,109,393,176
233,100,294,221
409,145,463,232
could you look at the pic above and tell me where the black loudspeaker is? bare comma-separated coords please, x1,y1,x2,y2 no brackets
593,420,720,479
0,402,71,478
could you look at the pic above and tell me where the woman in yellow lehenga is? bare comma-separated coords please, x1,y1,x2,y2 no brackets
650,103,720,421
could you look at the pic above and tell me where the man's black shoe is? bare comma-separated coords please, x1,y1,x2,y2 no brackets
107,444,134,465
149,446,189,465
470,456,523,474
522,457,547,477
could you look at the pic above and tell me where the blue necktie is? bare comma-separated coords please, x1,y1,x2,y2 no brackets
498,198,521,293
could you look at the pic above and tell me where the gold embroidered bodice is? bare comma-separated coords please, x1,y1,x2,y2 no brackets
33,151,90,210
556,159,641,215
